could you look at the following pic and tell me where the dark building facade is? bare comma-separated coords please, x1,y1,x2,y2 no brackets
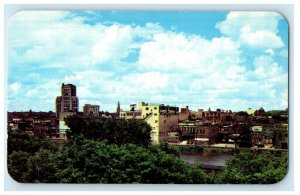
83,104,100,116
56,83,79,118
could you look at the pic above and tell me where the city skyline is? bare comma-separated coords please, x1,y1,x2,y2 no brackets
7,11,288,112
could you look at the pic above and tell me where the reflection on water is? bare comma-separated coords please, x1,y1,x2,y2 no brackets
180,151,233,167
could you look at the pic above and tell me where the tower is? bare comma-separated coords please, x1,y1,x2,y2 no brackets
116,101,120,119
55,83,79,139
56,83,79,118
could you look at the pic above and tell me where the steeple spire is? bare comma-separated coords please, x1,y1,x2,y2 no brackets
116,101,121,119
116,101,120,113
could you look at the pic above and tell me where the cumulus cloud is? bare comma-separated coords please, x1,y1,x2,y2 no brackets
138,33,241,74
240,29,284,49
216,11,285,49
92,25,134,64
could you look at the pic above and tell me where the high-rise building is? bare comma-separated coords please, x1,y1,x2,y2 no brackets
56,83,79,118
55,83,79,139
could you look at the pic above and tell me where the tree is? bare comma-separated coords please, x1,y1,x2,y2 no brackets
56,139,208,184
7,129,58,155
238,125,252,148
25,149,60,183
7,130,59,183
64,115,151,147
7,151,30,182
235,111,249,116
216,150,288,184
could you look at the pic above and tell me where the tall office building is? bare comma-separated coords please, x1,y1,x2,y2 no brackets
56,83,79,118
55,83,79,139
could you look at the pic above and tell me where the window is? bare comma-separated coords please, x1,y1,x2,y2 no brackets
155,120,158,123
154,107,157,110
154,113,157,116
146,107,149,110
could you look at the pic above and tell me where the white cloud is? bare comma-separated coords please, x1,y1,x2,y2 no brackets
92,24,134,64
240,29,284,49
121,72,169,91
137,32,241,74
252,55,286,80
216,11,284,49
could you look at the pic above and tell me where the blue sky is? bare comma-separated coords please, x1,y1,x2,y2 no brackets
7,11,288,112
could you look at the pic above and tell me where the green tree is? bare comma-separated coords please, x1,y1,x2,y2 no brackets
56,138,208,184
7,129,57,155
216,150,288,184
7,129,59,183
238,125,252,148
64,115,151,147
25,149,60,183
7,151,30,182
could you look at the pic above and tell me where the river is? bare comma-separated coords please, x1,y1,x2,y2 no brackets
180,151,233,167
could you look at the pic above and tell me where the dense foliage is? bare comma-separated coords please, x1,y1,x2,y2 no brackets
64,115,151,147
7,129,59,183
7,132,208,183
215,150,288,184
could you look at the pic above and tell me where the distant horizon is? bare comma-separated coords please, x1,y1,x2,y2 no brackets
7,11,288,112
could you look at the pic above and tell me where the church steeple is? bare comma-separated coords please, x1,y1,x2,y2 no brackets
116,101,120,118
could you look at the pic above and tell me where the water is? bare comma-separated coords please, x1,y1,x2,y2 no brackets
180,151,233,167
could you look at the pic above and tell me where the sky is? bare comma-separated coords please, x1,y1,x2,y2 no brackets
7,11,288,112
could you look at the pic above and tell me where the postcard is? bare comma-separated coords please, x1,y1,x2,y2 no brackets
7,10,288,184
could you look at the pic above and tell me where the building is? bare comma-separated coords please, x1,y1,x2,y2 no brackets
178,106,191,121
119,104,143,119
251,126,264,146
83,104,100,116
194,123,219,146
138,102,179,144
217,124,237,143
178,120,202,143
56,83,79,118
273,123,288,149
55,83,79,139
254,107,266,116
7,111,57,138
202,108,234,124
178,120,219,146
120,110,142,119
